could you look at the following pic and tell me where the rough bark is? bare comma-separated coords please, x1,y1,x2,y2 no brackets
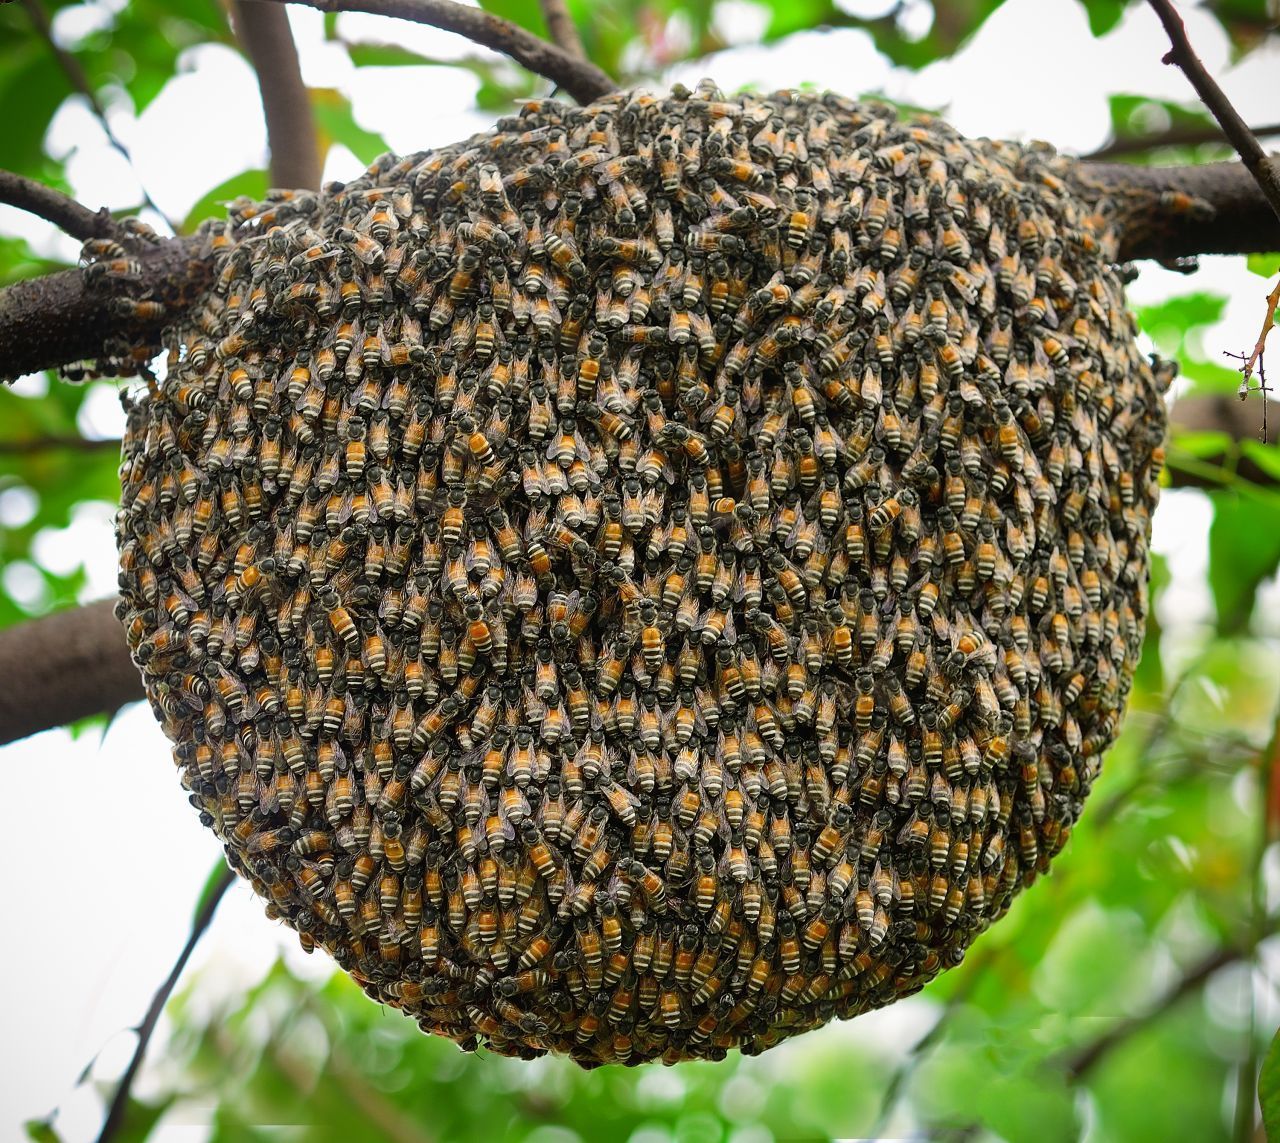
1075,161,1280,262
0,235,208,383
0,598,144,745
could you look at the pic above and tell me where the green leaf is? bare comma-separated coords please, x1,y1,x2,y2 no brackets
192,860,232,923
0,53,68,173
476,0,549,40
1241,440,1280,482
311,88,391,166
1180,356,1251,398
182,170,269,234
23,1120,61,1143
1262,1026,1280,1142
1135,291,1227,341
1079,0,1126,35
1207,490,1280,634
104,1096,173,1143
1247,253,1280,278
345,43,441,68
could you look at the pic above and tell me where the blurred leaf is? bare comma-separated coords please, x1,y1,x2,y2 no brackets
1134,551,1169,695
1262,1025,1280,1141
476,0,550,41
1135,291,1227,344
1207,490,1280,633
0,51,67,174
23,1120,61,1143
1180,356,1252,398
107,1096,174,1143
1079,0,1127,35
182,169,269,233
345,43,442,67
1172,429,1234,458
311,88,390,166
1247,253,1280,278
1241,440,1280,483
192,860,232,922
0,236,67,288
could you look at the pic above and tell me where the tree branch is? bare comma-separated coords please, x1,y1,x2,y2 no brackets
1146,0,1280,226
0,598,143,746
263,0,615,104
0,234,208,383
537,0,586,63
1075,161,1280,261
96,865,236,1143
1064,944,1242,1079
19,0,177,232
1083,121,1280,162
0,169,120,243
0,434,121,455
231,0,323,189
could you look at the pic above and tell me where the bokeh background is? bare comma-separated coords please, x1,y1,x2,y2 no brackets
1,0,1279,1139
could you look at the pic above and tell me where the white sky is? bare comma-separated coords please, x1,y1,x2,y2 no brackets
1,1,1278,1139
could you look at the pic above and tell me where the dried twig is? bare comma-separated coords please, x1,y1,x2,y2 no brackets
537,0,586,63
263,0,615,104
1146,0,1280,225
0,169,119,243
96,866,237,1143
231,1,323,189
1227,279,1280,385
19,0,177,232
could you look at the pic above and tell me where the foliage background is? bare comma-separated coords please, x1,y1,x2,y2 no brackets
1,0,1279,1140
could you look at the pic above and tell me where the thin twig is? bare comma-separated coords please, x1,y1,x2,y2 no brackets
0,169,119,243
231,1,323,189
1064,944,1243,1079
1228,279,1280,383
1083,120,1280,161
537,0,586,63
19,0,178,233
263,0,615,104
1146,0,1280,225
96,865,237,1143
0,434,122,455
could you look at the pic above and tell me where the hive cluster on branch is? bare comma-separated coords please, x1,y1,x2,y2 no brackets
110,81,1170,1066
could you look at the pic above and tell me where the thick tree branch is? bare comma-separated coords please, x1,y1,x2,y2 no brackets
1075,161,1280,261
96,865,236,1143
0,235,208,383
263,0,615,104
1146,0,1280,226
0,169,120,243
1084,121,1280,162
0,598,143,746
537,0,586,63
20,0,177,232
231,1,323,189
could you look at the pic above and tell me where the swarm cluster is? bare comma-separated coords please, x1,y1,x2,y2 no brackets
113,83,1169,1065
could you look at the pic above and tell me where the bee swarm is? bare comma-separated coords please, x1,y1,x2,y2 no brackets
112,83,1169,1066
